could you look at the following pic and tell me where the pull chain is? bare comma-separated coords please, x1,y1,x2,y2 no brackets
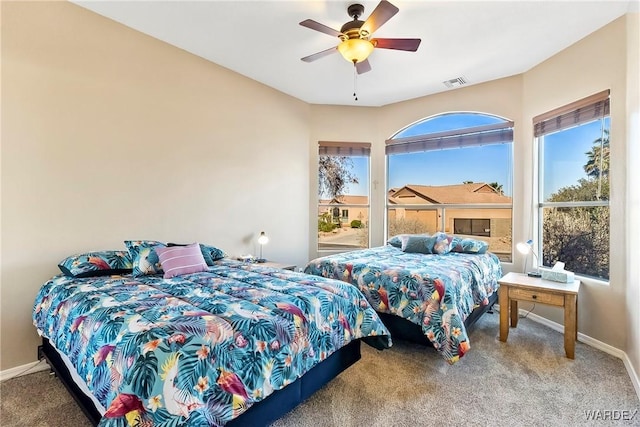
353,62,358,101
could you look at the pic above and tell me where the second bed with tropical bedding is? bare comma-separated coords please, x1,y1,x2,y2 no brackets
304,233,503,364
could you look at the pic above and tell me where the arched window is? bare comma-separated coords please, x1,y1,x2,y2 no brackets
386,112,513,262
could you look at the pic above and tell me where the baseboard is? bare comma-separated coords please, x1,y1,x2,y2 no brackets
494,304,640,400
622,351,640,401
0,359,49,382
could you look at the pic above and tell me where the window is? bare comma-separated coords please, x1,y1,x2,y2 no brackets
318,141,370,251
535,90,610,281
386,112,513,261
454,218,491,237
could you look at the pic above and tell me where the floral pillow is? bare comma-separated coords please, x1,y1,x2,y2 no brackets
450,237,489,254
125,240,166,276
430,232,454,255
58,250,133,278
155,243,208,279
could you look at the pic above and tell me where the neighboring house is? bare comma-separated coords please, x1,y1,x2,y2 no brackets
388,183,512,238
319,195,369,227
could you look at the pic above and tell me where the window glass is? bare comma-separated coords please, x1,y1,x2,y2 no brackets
318,150,369,251
387,113,513,261
395,112,504,138
539,115,610,280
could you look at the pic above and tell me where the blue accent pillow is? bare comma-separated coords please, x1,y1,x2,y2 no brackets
388,234,428,248
401,235,432,254
125,240,166,276
58,250,133,278
450,237,489,254
199,244,226,265
387,235,404,248
167,242,226,265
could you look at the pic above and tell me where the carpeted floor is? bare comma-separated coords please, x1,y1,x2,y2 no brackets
2,312,638,426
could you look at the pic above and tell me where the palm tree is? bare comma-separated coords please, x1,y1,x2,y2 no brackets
488,182,504,194
584,129,609,178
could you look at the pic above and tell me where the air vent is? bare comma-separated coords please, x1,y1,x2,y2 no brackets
443,76,468,88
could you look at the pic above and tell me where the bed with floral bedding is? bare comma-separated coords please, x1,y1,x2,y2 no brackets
303,239,502,364
33,242,391,427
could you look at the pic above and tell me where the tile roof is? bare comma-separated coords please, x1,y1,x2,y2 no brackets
389,183,512,204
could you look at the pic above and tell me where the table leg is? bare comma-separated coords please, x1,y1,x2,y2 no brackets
499,286,509,342
564,294,577,359
510,300,519,327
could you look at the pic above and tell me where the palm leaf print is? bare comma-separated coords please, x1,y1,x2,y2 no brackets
127,351,158,398
33,260,392,427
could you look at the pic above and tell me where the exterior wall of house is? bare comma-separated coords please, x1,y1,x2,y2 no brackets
389,207,511,236
319,206,368,227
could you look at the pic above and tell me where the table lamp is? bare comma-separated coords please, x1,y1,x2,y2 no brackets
256,231,268,263
517,239,541,277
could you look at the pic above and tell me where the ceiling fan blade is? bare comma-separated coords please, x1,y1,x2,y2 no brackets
372,38,421,52
360,0,399,36
299,19,343,38
301,46,338,63
356,59,372,74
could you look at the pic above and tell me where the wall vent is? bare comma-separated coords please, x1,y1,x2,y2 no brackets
443,76,468,88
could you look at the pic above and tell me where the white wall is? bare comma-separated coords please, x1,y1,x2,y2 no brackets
1,1,310,370
625,12,640,390
522,15,629,350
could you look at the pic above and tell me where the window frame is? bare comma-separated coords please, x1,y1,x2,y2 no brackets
317,141,371,253
534,91,611,282
385,112,514,262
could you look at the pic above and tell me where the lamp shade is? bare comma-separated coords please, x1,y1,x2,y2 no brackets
516,239,533,255
258,232,269,245
337,38,374,64
517,239,541,277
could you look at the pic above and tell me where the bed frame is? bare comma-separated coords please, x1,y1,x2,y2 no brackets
375,291,498,346
40,337,362,427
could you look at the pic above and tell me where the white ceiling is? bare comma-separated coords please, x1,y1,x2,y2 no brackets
73,0,633,107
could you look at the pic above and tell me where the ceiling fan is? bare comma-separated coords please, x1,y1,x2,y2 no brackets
299,0,421,74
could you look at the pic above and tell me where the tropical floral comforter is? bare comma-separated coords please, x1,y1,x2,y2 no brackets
304,246,502,364
33,260,391,426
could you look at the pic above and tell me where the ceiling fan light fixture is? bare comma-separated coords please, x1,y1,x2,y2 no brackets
337,38,374,64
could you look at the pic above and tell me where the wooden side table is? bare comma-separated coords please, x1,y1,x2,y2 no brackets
259,261,296,271
498,272,580,359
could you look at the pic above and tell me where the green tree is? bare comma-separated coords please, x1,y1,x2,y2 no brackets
543,130,610,279
584,129,609,178
488,182,504,194
318,156,358,199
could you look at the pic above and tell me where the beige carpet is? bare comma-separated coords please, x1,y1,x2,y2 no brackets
2,313,638,426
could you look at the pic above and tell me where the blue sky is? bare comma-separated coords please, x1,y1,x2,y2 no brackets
343,114,608,200
542,118,609,200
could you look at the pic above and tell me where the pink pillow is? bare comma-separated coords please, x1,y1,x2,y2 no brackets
155,243,208,279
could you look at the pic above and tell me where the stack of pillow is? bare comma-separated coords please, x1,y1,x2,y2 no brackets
387,232,489,255
57,240,226,279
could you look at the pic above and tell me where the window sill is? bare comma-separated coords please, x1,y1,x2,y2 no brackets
574,274,610,287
